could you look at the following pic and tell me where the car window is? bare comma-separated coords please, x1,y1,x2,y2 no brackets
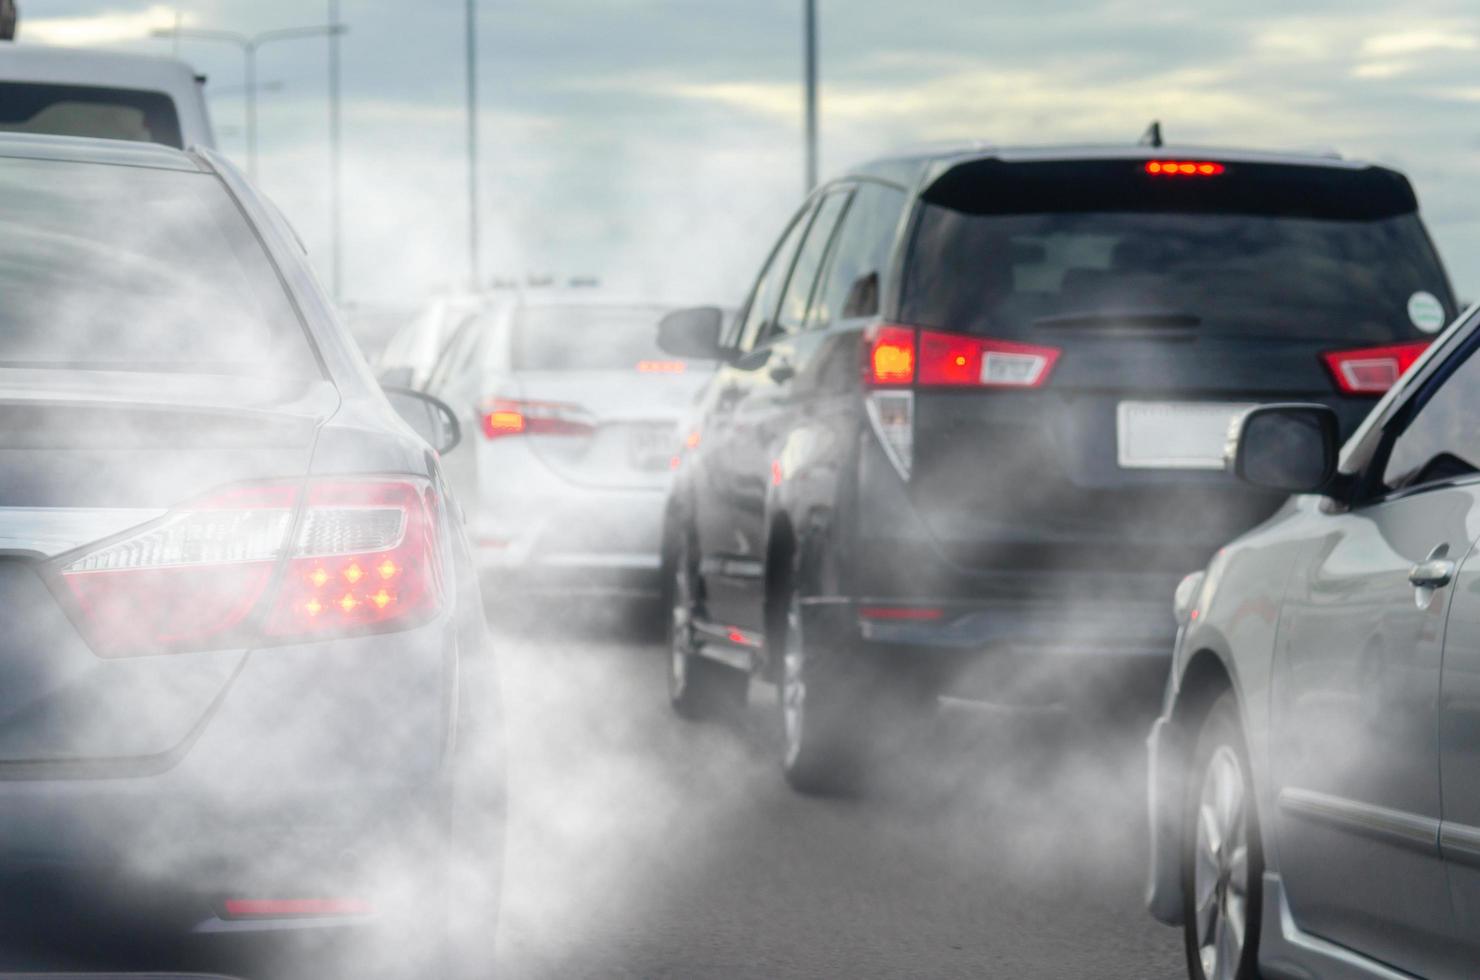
1380,341,1480,492
808,182,907,329
736,202,814,353
0,155,314,377
769,190,851,342
426,313,480,394
513,305,678,371
0,82,183,148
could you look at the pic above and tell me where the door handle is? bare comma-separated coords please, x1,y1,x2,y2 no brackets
1409,559,1456,589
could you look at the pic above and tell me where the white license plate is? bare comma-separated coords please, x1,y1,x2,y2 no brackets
1116,401,1258,470
627,424,676,470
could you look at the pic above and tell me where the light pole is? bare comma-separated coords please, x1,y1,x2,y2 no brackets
465,0,481,290
328,0,343,303
151,23,348,182
803,0,818,193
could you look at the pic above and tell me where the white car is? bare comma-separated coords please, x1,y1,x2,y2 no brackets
0,45,214,148
426,290,716,599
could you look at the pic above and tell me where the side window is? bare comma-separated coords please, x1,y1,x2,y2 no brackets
1381,342,1480,492
426,313,480,396
736,202,814,353
769,189,851,342
808,181,907,330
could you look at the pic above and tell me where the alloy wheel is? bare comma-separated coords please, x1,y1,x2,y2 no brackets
1193,744,1250,980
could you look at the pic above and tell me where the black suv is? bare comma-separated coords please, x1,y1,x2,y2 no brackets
657,143,1457,792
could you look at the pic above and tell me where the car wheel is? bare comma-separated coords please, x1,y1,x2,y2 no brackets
667,532,747,720
778,586,869,794
1182,690,1263,980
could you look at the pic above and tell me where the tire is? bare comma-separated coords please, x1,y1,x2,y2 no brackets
1182,690,1263,980
666,531,747,720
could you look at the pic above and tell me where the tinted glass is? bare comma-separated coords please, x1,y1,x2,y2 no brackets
737,204,812,351
0,156,315,377
0,83,183,147
809,182,906,328
513,305,677,371
1382,343,1480,490
902,160,1454,343
772,190,850,339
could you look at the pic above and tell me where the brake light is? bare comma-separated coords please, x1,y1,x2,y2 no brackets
918,331,1060,388
54,479,443,657
1322,341,1430,395
865,325,1060,389
637,360,687,373
865,324,916,386
1145,160,1225,176
479,397,595,439
223,898,373,919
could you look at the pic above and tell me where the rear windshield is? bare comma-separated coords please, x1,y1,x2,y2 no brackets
0,156,317,377
0,82,183,147
513,305,685,371
901,159,1456,343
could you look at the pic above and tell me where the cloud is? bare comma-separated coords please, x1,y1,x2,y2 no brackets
20,4,187,46
1360,28,1480,58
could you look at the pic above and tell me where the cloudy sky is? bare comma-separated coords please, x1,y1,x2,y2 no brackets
16,0,1480,307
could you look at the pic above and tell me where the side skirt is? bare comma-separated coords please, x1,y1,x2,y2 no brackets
1258,873,1419,980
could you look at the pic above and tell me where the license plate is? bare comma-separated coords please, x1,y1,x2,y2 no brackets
627,424,676,470
1116,401,1258,470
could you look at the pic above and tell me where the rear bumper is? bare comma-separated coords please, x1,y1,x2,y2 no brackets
799,596,1174,703
0,615,500,940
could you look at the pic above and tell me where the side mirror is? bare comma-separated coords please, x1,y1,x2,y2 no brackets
657,306,727,360
383,386,461,454
1230,404,1339,494
377,365,415,389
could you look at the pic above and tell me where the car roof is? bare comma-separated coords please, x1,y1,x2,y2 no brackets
0,44,201,90
0,130,206,172
844,141,1379,188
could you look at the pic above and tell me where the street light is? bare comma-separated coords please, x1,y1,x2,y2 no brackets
803,0,818,193
150,23,348,182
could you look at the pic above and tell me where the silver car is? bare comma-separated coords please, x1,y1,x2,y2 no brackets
426,290,715,599
1147,302,1480,979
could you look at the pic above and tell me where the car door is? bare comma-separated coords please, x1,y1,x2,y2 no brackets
1270,326,1480,978
693,201,815,626
721,188,853,626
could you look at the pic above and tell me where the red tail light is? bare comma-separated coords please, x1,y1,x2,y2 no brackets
479,397,594,439
54,479,443,657
1322,341,1430,395
1145,160,1225,177
223,898,373,919
864,325,1060,389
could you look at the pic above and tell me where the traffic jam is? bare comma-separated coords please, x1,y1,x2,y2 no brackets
1,2,1479,978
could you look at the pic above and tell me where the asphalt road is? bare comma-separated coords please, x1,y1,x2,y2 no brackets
0,602,1185,978
492,605,1186,979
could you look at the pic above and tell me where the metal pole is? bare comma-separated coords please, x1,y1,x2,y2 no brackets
245,41,258,181
803,0,818,193
465,0,481,289
328,0,343,302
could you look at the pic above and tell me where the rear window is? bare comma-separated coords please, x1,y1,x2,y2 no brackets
513,305,684,372
0,156,317,377
0,82,182,147
901,159,1456,343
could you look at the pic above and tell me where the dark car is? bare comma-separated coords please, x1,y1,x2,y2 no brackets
658,142,1457,792
1145,301,1480,980
0,134,500,975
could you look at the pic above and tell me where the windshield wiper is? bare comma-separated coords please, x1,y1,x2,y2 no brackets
1032,310,1202,330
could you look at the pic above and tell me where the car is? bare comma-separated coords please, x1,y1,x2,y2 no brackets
376,293,490,390
0,133,500,976
657,142,1459,792
1146,300,1480,980
424,289,716,602
0,44,214,148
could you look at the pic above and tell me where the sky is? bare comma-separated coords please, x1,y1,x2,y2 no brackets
14,0,1480,308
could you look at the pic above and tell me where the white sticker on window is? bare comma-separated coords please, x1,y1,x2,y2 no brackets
1408,291,1446,333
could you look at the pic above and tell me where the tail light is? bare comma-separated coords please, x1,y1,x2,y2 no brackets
1322,341,1430,395
53,478,443,657
479,397,594,439
861,324,1061,479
